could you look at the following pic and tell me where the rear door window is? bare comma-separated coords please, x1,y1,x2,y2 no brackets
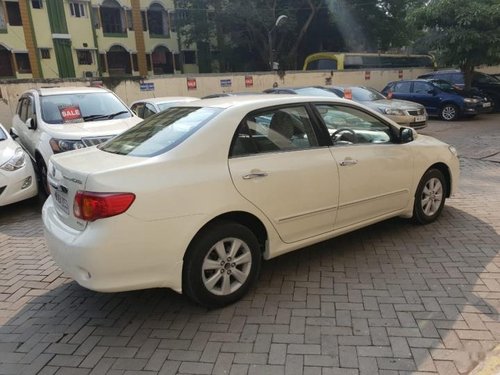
101,106,221,157
393,81,412,93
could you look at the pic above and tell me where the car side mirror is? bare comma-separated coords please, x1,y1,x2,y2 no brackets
27,117,37,130
399,127,414,143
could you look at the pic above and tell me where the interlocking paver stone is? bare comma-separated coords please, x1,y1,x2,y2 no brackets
0,116,499,374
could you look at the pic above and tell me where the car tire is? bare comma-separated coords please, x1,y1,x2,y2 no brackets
412,169,447,225
183,221,261,308
440,104,459,121
36,156,50,197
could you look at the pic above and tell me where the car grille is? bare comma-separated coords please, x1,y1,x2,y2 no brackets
407,109,425,116
81,136,114,147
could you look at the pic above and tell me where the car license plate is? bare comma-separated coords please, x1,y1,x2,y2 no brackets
54,190,69,215
414,115,426,122
483,102,491,108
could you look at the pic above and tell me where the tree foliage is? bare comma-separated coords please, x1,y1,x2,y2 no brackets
411,0,500,88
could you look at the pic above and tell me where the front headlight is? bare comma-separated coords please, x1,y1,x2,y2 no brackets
380,108,406,116
49,138,86,153
0,148,26,171
464,98,479,104
449,145,458,157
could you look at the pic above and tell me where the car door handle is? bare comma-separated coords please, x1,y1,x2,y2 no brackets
242,172,268,180
340,158,358,166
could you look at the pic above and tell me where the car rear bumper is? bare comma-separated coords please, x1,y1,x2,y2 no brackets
42,197,187,294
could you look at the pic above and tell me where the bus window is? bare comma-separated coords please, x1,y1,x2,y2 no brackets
306,59,337,70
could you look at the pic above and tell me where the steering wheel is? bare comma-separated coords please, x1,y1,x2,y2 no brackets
331,128,357,144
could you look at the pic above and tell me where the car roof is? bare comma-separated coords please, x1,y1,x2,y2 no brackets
131,97,199,105
189,94,352,109
32,86,111,96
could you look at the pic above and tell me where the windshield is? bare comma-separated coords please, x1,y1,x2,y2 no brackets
294,87,339,97
100,106,222,157
40,93,131,124
349,87,386,101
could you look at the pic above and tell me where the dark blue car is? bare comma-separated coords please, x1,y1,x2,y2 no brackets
381,79,492,121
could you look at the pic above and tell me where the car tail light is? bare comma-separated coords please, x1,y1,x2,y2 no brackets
74,191,135,222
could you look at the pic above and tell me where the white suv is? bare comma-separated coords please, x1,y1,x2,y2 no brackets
11,87,141,194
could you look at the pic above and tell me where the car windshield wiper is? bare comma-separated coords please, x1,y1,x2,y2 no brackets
83,111,129,122
83,114,106,121
107,111,129,119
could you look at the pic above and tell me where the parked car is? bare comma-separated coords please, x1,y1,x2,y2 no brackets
418,70,500,111
381,79,492,121
0,124,37,206
43,95,459,308
130,97,199,119
11,87,142,195
263,86,340,97
322,86,427,129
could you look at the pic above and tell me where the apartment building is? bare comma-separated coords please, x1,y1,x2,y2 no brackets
0,0,198,79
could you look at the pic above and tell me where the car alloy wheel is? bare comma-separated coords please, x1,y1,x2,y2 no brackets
183,221,261,308
202,238,252,296
440,104,458,121
413,169,447,224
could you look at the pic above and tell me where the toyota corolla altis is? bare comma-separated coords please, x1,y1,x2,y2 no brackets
43,96,459,307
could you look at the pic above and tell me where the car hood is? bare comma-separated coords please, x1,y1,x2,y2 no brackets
44,116,142,139
360,99,424,110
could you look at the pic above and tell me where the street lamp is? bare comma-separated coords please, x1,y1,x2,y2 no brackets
268,15,288,70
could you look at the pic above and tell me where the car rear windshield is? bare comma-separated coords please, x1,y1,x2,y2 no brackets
100,106,222,157
40,92,131,124
349,87,386,101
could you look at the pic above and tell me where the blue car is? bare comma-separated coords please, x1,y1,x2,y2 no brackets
381,79,492,121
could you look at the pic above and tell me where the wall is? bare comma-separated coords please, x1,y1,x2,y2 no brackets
0,67,436,129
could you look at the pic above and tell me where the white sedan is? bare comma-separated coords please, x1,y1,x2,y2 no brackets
0,124,37,206
42,96,459,307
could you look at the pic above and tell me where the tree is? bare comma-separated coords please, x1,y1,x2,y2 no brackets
177,0,326,71
411,0,500,89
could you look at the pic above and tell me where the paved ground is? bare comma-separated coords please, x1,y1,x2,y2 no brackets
1,114,499,375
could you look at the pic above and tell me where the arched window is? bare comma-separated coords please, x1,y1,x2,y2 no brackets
147,3,169,37
107,45,131,75
152,45,173,74
101,0,126,34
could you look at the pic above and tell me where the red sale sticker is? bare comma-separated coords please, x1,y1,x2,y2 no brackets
59,105,83,123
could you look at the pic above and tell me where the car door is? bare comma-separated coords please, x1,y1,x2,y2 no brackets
390,81,413,101
411,82,440,115
12,97,32,156
314,104,413,230
228,104,339,244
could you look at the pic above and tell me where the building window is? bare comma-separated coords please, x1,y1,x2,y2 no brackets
31,0,43,9
147,3,169,37
168,11,176,33
132,53,138,71
15,53,32,73
40,48,50,59
182,50,196,65
126,9,133,30
70,2,86,18
141,11,147,31
0,4,6,30
77,50,92,65
99,53,107,72
6,2,22,26
92,7,100,28
145,53,151,71
101,0,126,34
